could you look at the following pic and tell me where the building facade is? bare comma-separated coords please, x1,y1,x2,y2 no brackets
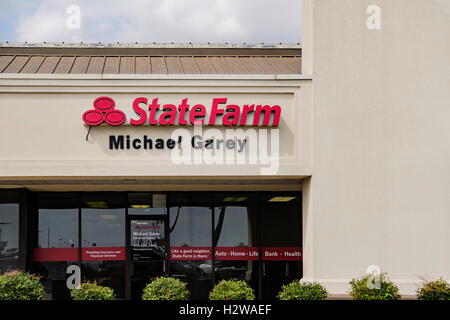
0,44,309,299
0,0,449,300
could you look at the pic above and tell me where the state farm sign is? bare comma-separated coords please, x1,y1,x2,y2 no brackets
82,96,281,127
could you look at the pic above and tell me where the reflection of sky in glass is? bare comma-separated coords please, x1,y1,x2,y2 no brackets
38,209,78,248
0,204,19,254
170,207,211,247
82,209,125,247
169,206,250,247
215,207,249,247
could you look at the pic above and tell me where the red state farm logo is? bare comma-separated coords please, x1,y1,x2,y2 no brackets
82,97,126,126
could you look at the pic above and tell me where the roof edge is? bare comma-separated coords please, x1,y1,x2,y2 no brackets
0,42,302,56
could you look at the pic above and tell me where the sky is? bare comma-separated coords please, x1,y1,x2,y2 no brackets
0,0,302,44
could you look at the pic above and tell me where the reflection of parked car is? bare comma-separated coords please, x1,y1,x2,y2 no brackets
170,260,205,278
199,262,212,275
215,262,248,281
180,260,248,281
0,246,18,259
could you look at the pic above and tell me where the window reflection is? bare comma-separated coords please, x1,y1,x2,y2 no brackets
170,206,211,247
0,200,19,273
81,193,126,298
38,209,78,248
213,194,258,294
82,209,124,247
34,193,79,299
214,206,249,247
169,193,212,300
81,194,125,248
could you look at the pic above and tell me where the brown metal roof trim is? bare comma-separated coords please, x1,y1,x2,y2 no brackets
0,45,301,74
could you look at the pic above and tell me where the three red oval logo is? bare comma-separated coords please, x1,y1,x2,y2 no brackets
82,97,126,126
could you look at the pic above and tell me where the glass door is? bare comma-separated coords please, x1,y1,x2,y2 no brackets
260,193,302,299
128,217,167,299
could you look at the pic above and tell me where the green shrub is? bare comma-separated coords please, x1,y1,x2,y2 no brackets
349,273,401,300
417,278,450,300
142,277,189,300
70,282,116,300
0,270,45,300
278,280,328,300
209,279,255,300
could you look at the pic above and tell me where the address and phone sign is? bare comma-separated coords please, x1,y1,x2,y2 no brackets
131,220,165,262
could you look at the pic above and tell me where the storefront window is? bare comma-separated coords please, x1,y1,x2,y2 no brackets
33,193,79,299
28,191,302,300
169,193,212,300
81,193,126,298
260,193,302,299
0,191,19,274
38,210,78,249
213,194,259,294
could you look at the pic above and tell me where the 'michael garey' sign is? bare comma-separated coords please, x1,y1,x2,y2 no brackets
82,96,281,152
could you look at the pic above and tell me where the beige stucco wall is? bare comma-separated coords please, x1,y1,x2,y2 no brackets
303,0,450,294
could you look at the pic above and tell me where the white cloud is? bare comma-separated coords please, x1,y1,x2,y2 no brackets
16,0,82,42
14,0,301,43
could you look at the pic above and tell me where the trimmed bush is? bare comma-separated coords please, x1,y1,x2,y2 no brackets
349,273,401,300
278,280,328,300
417,278,450,300
70,282,116,300
142,277,189,300
0,270,45,300
209,279,255,300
